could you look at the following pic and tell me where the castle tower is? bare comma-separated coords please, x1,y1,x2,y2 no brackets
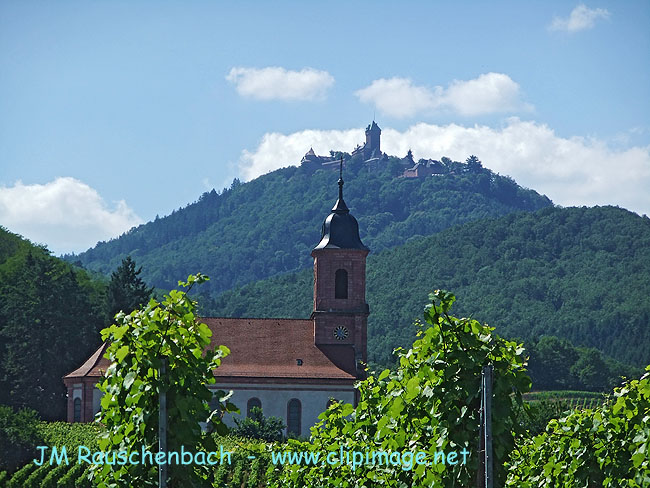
311,161,369,377
364,121,381,159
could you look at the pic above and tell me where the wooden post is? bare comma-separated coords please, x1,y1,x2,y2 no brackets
477,389,485,487
483,364,494,488
159,357,167,488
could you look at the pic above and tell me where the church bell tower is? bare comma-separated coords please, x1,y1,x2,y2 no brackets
311,160,369,378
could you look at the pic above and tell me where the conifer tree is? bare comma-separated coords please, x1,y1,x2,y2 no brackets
0,251,101,419
465,154,483,172
106,256,153,322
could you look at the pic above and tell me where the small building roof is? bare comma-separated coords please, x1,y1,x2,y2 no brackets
64,342,110,379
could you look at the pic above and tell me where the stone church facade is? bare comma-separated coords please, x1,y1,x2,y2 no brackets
64,171,369,438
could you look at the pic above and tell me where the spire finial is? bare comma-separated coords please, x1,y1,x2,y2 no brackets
331,156,349,214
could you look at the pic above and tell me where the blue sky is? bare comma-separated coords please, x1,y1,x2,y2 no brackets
1,1,649,254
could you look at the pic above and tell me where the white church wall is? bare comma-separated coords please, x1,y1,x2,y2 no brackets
212,382,355,438
93,387,102,416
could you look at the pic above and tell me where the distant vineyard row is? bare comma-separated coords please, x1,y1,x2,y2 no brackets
524,390,606,410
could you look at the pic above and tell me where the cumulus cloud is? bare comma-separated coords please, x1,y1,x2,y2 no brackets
355,78,442,119
381,120,650,214
237,120,650,216
549,4,610,32
0,177,142,254
226,66,334,101
355,73,530,119
239,128,364,181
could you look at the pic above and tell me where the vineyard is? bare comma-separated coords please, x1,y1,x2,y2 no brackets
1,379,648,487
524,390,606,410
0,442,279,488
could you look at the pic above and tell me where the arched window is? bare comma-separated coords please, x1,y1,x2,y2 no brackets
247,397,262,417
287,399,301,436
335,269,348,299
73,398,81,422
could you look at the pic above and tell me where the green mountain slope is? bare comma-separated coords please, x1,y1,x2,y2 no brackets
206,206,650,368
68,154,551,295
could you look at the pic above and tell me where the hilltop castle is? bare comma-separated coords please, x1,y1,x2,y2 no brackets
299,121,446,179
301,121,387,170
355,120,382,161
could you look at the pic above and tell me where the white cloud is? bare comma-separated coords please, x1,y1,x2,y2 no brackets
355,78,442,119
226,66,334,101
0,177,142,254
549,4,610,33
240,128,364,181
444,73,533,116
382,121,650,215
237,120,650,216
355,73,530,119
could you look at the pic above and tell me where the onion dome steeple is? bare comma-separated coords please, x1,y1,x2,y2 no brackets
314,158,369,251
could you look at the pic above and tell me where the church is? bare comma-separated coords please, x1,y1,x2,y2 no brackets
63,167,370,438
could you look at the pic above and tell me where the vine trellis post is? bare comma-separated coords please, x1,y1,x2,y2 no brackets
478,364,494,488
159,357,168,488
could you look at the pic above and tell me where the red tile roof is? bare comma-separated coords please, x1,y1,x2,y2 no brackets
64,342,110,379
203,318,356,382
64,318,356,383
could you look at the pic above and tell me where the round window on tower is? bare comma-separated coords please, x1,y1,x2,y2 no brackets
333,326,349,340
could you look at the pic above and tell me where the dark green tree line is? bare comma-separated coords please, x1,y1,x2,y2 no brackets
0,246,104,420
0,228,154,420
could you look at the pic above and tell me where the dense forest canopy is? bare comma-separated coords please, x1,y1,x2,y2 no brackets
0,229,164,420
207,206,650,370
67,154,552,295
0,227,106,420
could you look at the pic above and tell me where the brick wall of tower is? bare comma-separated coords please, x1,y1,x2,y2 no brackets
311,248,369,372
313,314,357,345
354,313,368,366
312,248,368,312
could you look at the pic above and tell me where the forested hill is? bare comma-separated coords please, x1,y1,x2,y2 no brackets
0,227,106,420
68,154,551,295
206,206,650,369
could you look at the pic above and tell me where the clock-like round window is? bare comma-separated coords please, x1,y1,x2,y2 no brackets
333,326,349,341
